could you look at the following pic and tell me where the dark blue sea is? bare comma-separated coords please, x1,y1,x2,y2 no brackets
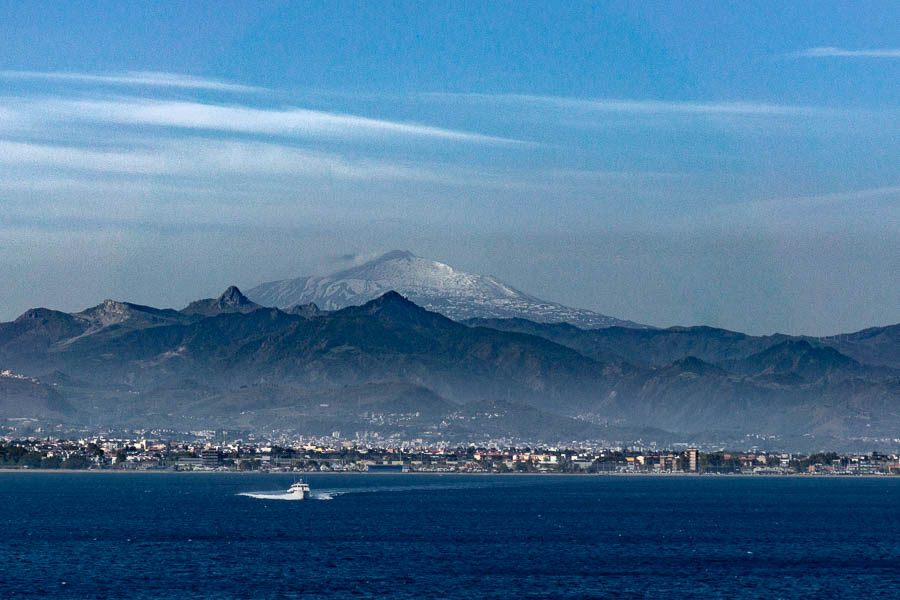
2,473,900,599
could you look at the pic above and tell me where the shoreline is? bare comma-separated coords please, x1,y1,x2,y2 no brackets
0,468,895,479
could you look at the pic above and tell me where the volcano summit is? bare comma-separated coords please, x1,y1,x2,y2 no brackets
247,251,646,329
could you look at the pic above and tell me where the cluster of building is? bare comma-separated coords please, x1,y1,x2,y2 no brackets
0,369,39,383
2,430,900,475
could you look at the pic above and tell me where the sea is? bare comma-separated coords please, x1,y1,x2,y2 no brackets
2,473,900,599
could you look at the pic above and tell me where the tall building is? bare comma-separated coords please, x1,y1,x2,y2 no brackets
685,448,699,472
201,449,223,468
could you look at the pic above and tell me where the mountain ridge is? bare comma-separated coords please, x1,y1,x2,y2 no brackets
1,287,897,448
466,317,900,371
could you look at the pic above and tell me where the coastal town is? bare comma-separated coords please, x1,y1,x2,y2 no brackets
2,425,899,475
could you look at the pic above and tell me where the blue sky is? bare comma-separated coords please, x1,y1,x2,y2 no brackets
0,1,897,334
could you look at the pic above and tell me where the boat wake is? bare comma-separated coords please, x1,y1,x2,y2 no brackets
240,480,492,501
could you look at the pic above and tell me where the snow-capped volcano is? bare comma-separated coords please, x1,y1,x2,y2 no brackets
246,251,647,329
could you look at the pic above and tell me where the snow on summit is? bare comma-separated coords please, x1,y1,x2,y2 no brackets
246,251,647,329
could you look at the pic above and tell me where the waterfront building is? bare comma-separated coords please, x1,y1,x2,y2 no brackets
685,449,699,472
201,449,223,468
175,457,202,470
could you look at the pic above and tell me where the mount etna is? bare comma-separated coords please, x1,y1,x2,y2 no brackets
247,250,647,329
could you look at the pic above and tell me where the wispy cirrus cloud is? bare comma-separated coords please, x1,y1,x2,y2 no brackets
425,93,835,117
792,47,900,58
0,106,25,131
739,184,900,216
0,138,440,181
686,183,900,234
0,137,680,197
17,97,527,145
0,70,265,93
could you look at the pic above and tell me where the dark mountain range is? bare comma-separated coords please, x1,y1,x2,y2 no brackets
465,318,791,366
0,309,87,360
722,340,864,383
465,317,899,373
0,287,897,447
819,324,900,370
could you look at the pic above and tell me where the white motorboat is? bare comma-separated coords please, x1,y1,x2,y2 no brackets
286,479,311,499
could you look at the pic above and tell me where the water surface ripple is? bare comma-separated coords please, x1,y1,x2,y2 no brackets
2,473,898,599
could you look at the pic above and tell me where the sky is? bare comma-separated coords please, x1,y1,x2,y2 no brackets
0,1,897,335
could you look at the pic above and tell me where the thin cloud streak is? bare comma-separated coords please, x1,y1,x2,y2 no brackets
0,139,439,181
0,70,265,92
23,97,526,145
0,140,168,174
0,137,684,195
428,93,837,117
721,184,900,208
0,106,25,131
793,47,900,58
686,184,900,233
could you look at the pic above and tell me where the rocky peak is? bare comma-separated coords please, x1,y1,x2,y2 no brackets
74,299,138,328
217,286,252,308
346,291,454,329
286,303,323,318
363,290,421,315
15,308,65,322
182,286,261,317
372,290,411,304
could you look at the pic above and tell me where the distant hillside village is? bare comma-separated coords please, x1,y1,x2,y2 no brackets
1,430,898,476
